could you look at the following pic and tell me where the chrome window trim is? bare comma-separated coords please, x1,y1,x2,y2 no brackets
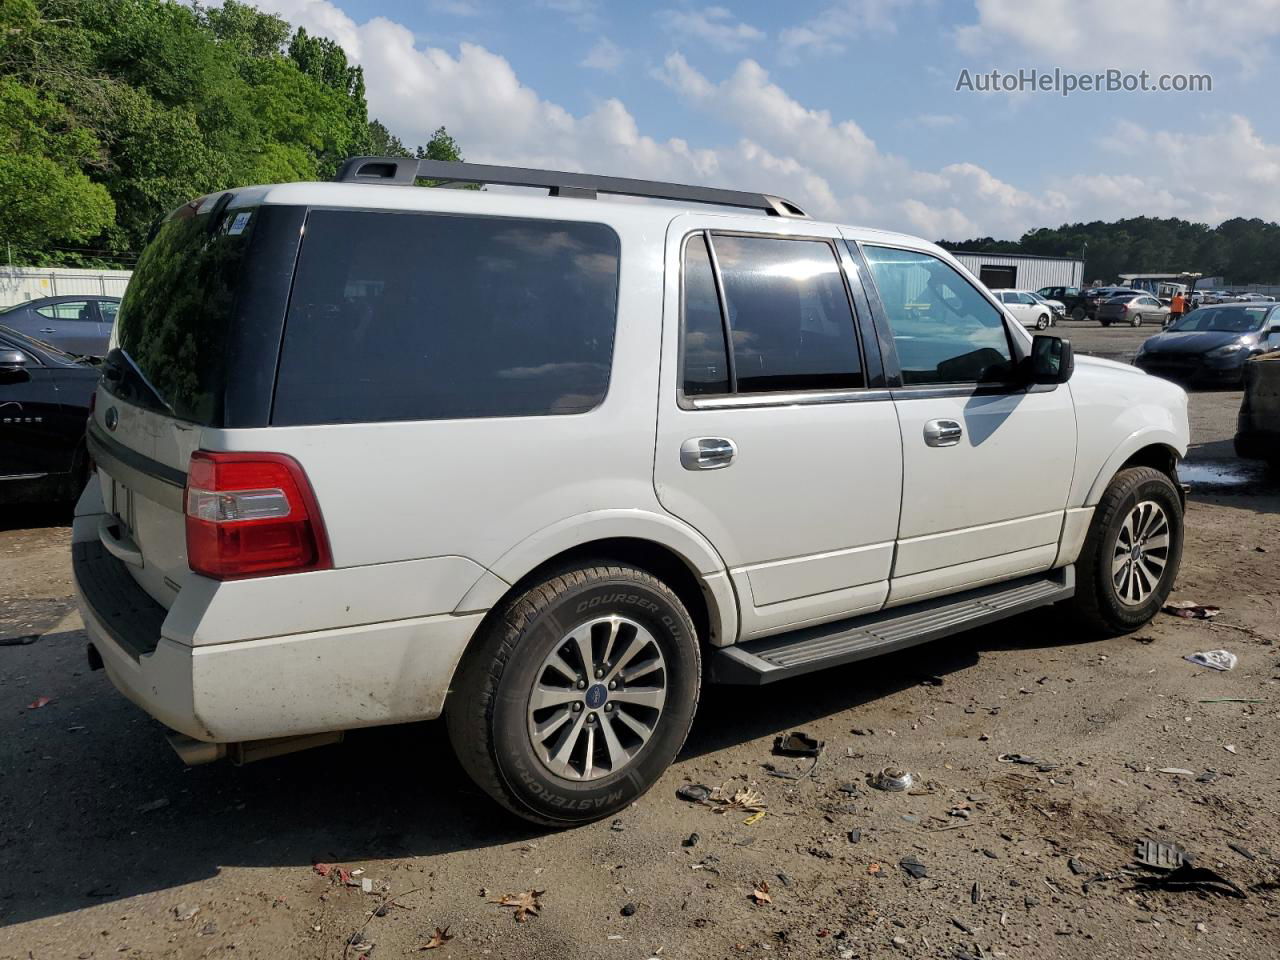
689,387,893,409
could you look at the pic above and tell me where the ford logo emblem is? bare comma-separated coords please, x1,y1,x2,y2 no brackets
105,407,119,431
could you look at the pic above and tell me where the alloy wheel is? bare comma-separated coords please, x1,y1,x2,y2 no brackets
526,615,668,781
1111,500,1171,606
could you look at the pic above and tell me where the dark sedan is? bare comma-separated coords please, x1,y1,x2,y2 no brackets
1134,303,1280,387
0,294,119,358
0,324,100,505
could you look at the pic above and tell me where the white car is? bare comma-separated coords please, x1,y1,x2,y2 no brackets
74,159,1190,825
992,288,1056,330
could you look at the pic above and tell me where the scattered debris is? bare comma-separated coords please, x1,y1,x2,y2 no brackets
1158,768,1195,776
775,872,794,888
768,732,824,780
1164,601,1221,620
610,819,625,832
1184,650,1237,671
997,753,1057,771
971,880,982,904
749,882,772,905
1135,863,1247,899
1134,840,1188,871
709,785,766,814
491,889,543,922
1228,843,1256,861
867,862,883,876
620,902,637,917
773,731,823,756
26,696,51,709
847,829,862,844
1196,770,1219,783
1198,697,1263,703
870,766,914,792
314,863,334,878
345,932,374,953
136,798,170,814
0,634,39,646
418,927,452,950
837,782,859,795
1224,744,1238,754
691,855,721,874
743,810,766,826
173,904,199,922
1068,858,1088,875
899,856,928,879
198,921,218,937
361,878,374,895
676,783,712,803
683,832,699,848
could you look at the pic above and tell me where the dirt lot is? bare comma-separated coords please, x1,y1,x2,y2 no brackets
2,332,1278,960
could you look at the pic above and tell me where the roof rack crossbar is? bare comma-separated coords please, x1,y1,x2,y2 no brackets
333,157,808,218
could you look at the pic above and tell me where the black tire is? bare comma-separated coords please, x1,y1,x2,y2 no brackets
1131,313,1143,327
1035,313,1050,330
1068,466,1183,634
446,564,701,826
1099,319,1111,327
1071,306,1085,321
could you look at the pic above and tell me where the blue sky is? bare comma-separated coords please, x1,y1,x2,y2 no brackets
257,0,1280,238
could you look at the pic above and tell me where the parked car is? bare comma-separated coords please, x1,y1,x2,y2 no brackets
1096,292,1169,327
0,295,119,358
1029,291,1066,321
1235,351,1280,467
1134,303,1280,386
1235,293,1275,303
74,158,1190,826
1037,285,1088,320
0,324,98,505
992,288,1055,329
1082,286,1141,319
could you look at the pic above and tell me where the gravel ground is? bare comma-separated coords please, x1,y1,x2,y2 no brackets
2,337,1277,960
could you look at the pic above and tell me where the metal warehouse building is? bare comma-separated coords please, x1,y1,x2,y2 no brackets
951,252,1084,291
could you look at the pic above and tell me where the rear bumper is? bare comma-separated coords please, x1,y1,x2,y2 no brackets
72,485,485,744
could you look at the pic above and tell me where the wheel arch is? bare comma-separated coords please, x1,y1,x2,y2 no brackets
1084,435,1183,507
454,510,739,649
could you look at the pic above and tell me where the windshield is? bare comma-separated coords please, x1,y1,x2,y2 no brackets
1168,307,1270,333
107,200,256,424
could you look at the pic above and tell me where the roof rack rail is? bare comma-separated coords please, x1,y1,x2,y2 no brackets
333,157,808,218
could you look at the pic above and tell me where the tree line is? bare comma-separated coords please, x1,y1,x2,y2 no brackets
938,216,1280,287
0,0,463,269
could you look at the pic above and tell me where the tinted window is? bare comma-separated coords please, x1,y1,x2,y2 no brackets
110,203,256,424
681,234,730,396
37,300,92,321
272,210,620,425
863,246,1014,385
1169,307,1269,333
99,301,119,324
998,292,1016,304
709,235,862,394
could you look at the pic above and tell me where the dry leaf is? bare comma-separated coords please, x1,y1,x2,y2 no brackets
710,785,766,814
749,882,772,905
867,862,882,875
419,927,453,950
491,889,543,922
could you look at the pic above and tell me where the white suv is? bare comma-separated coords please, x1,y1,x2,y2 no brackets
992,289,1055,330
74,158,1190,825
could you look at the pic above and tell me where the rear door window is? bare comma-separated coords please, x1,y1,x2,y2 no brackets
271,210,620,425
708,234,863,394
37,301,92,321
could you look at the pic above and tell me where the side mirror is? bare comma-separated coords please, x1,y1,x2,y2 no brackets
0,348,28,375
1028,334,1073,385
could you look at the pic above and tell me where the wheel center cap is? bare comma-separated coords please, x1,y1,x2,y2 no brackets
584,683,608,709
1130,544,1143,560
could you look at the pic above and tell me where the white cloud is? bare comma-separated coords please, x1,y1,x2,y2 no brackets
955,0,1280,71
906,112,962,129
581,36,624,72
247,0,1280,240
537,0,599,31
780,0,920,61
657,6,764,52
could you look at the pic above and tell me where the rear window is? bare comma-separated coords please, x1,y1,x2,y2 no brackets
271,210,620,425
108,202,256,424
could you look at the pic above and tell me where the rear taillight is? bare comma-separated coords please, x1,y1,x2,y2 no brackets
184,452,332,580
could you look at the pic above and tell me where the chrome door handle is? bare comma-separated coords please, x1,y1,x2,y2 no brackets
923,419,963,447
680,437,737,470
39,327,56,334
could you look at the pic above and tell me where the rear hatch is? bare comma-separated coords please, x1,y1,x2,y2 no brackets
90,196,302,609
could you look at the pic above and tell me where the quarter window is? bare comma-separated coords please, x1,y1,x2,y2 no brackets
863,245,1014,385
681,234,730,396
272,210,620,425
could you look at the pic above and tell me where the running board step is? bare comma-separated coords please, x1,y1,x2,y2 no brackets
709,567,1074,685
